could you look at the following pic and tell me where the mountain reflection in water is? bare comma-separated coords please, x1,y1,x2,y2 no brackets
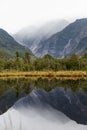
0,78,87,125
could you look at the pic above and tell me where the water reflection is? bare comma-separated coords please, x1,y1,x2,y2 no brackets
0,78,87,113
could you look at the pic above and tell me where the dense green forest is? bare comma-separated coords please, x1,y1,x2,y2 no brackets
0,51,87,72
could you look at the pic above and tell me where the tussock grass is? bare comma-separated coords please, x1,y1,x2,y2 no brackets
0,71,87,80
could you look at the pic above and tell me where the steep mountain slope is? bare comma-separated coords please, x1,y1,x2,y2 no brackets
36,18,87,57
75,37,87,55
14,20,69,55
0,29,32,58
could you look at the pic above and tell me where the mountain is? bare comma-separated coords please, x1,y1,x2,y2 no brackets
14,20,69,56
35,18,87,57
0,29,32,58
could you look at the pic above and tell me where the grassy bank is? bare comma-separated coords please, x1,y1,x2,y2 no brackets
0,71,87,80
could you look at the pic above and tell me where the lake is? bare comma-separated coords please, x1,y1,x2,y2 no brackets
0,78,87,130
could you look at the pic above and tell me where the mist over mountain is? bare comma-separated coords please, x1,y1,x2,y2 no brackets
34,18,87,57
14,19,69,56
14,18,87,58
0,29,32,58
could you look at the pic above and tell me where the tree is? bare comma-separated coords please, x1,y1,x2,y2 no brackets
43,54,53,60
24,52,30,64
43,54,54,70
14,51,22,71
69,54,79,70
15,51,19,59
82,52,87,59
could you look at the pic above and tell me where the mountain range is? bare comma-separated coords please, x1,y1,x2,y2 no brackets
14,20,69,57
1,18,87,58
14,18,87,58
37,18,87,57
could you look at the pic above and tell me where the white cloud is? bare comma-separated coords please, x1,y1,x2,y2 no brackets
0,0,87,33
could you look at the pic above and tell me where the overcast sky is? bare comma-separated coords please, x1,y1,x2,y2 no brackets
0,0,87,33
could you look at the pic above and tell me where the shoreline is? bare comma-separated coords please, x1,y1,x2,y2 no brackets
0,71,87,80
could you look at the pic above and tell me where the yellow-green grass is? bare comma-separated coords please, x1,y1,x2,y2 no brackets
0,71,87,80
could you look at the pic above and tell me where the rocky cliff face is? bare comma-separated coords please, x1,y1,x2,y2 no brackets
36,18,87,57
14,20,69,57
14,18,87,58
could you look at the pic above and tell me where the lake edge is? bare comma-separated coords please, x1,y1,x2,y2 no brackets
0,71,87,80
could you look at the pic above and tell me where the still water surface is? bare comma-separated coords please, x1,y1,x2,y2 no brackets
0,78,87,125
